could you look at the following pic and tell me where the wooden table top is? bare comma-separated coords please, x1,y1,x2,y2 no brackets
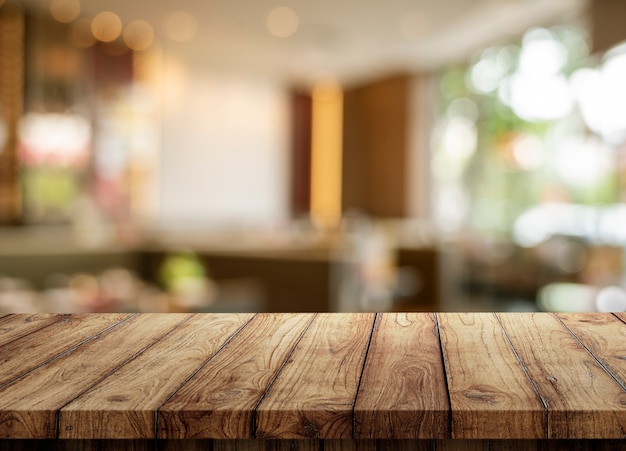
0,312,625,441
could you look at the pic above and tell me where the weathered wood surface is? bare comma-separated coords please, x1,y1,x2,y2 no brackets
0,439,624,451
439,313,545,439
255,313,374,439
0,313,625,442
497,313,626,439
353,313,449,439
60,314,254,439
159,313,315,439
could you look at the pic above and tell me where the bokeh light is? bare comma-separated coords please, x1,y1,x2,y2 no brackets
123,19,154,51
511,134,545,170
50,0,81,23
572,49,626,142
519,28,567,76
91,11,123,43
596,286,626,312
267,6,299,38
442,118,477,160
164,11,197,42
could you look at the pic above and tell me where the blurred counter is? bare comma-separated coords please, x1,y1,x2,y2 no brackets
0,226,441,313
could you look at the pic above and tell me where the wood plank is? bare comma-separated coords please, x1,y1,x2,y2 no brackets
323,440,433,451
158,313,315,439
0,313,131,387
496,313,626,439
556,313,626,390
158,440,212,451
60,314,254,439
437,313,545,439
324,440,376,451
353,313,449,439
434,440,484,451
0,314,65,347
0,313,191,439
2,439,625,451
615,312,626,324
255,313,375,439
211,440,321,451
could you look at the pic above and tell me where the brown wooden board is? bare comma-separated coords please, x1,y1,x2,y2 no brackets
353,313,449,439
158,313,315,439
437,313,545,439
556,313,626,391
0,313,131,388
496,313,626,438
0,314,66,347
0,314,191,438
60,314,254,439
255,313,375,439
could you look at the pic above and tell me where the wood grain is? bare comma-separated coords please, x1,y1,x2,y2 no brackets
437,313,545,439
158,313,315,439
60,314,254,439
615,312,626,324
0,314,191,438
0,313,130,388
255,313,375,439
0,314,65,347
0,312,625,444
212,439,321,451
353,313,449,439
496,313,626,439
556,313,626,390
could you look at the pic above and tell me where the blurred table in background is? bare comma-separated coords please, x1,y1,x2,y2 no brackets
0,229,441,313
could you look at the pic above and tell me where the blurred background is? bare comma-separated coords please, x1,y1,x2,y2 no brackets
1,0,626,314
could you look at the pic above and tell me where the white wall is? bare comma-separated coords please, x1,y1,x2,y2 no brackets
158,57,290,228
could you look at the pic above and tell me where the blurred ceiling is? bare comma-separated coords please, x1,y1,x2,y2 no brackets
24,0,588,85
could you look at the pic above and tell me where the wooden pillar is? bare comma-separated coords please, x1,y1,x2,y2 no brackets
0,6,24,224
589,0,626,55
290,89,312,218
342,73,433,219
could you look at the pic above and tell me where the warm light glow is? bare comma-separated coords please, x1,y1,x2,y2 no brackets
572,51,626,141
310,82,343,229
442,118,476,159
19,113,91,167
553,136,612,188
266,6,299,38
123,20,154,51
502,72,574,122
164,11,197,42
50,0,80,23
495,28,574,122
511,134,545,170
519,29,567,76
91,11,122,43
69,17,96,48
